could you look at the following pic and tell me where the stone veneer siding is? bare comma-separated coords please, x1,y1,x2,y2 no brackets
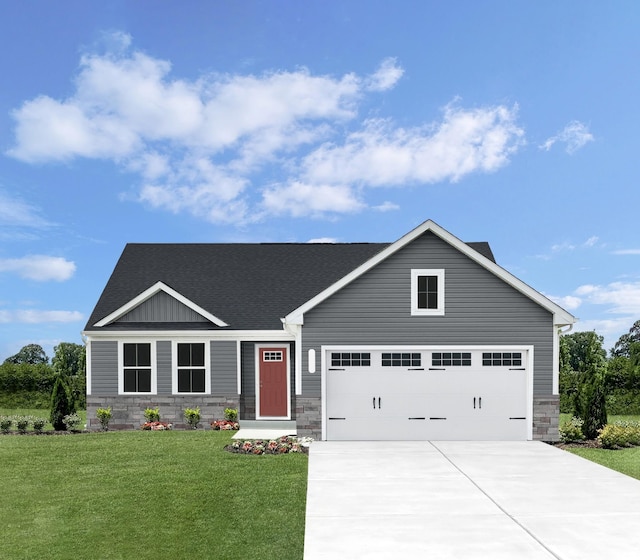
86,395,240,431
532,395,560,442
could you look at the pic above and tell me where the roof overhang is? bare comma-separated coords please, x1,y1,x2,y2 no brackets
93,281,229,328
284,219,577,327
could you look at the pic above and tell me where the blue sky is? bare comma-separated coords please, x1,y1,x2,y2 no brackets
1,1,639,359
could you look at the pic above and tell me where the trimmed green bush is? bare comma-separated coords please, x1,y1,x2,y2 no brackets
144,407,160,422
559,416,585,443
183,407,201,429
598,421,640,449
96,407,112,431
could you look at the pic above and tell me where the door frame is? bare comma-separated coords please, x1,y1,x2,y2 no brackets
255,343,292,420
321,345,534,441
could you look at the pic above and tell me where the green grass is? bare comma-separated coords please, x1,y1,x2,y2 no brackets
567,447,640,480
559,413,640,480
0,430,308,560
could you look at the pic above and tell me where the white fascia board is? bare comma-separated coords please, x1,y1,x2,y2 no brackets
284,219,577,327
82,329,295,341
93,281,228,327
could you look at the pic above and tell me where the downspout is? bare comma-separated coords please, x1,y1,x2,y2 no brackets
553,322,575,395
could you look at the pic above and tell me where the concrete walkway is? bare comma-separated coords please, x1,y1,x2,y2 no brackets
303,441,640,559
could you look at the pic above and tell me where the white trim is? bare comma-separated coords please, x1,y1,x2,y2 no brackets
94,281,228,327
321,344,534,441
284,220,576,327
118,340,158,395
171,340,211,395
85,338,92,396
411,269,445,316
83,329,294,341
236,340,242,395
255,343,291,420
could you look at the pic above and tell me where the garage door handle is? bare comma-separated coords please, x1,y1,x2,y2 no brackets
408,417,425,420
479,397,482,409
473,397,476,409
430,417,447,420
329,417,346,420
509,417,526,420
378,397,381,409
510,368,526,371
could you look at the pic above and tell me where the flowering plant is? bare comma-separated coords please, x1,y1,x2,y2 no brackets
211,420,240,430
141,421,173,431
225,436,311,455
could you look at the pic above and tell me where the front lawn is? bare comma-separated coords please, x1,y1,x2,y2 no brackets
566,447,640,480
0,430,308,560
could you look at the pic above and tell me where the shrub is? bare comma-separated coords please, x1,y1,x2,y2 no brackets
50,375,75,430
32,417,46,433
0,417,12,433
15,417,29,433
598,421,640,449
96,407,112,431
144,407,160,422
224,408,238,422
183,407,201,429
559,416,585,443
63,413,82,432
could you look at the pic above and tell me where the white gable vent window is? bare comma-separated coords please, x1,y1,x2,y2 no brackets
411,269,445,316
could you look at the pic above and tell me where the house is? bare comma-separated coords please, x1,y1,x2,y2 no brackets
83,219,575,440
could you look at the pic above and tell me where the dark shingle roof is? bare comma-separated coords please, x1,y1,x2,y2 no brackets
85,240,495,331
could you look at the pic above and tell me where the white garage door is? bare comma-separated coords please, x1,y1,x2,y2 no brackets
325,348,529,441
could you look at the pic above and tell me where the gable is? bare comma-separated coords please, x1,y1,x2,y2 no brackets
284,220,575,327
115,290,210,324
93,281,228,328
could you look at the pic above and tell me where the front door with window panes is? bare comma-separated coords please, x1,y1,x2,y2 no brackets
177,343,206,393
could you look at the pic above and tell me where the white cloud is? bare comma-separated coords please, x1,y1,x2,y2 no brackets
262,182,366,218
0,309,84,324
365,57,404,91
0,255,76,281
7,32,526,223
573,281,640,315
300,104,523,188
613,249,640,255
540,120,594,154
307,237,337,243
547,294,582,310
0,191,54,229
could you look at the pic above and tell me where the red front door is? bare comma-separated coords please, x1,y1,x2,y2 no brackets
259,347,288,417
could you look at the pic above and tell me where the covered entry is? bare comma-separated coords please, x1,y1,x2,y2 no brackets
324,347,531,440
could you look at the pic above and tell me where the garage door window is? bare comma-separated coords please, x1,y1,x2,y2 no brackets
382,353,421,367
331,352,371,367
482,352,522,366
431,352,472,367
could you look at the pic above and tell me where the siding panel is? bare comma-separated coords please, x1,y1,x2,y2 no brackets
90,340,118,394
117,291,208,323
211,340,238,394
301,231,553,397
157,341,172,394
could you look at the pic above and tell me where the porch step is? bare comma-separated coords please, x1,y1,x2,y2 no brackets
233,420,297,440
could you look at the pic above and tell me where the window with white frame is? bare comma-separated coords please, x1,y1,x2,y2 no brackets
121,342,154,393
175,342,209,393
411,269,445,316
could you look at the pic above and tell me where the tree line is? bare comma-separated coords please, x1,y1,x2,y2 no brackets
560,320,640,438
1,343,85,429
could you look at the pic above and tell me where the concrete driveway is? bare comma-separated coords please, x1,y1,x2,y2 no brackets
303,441,640,559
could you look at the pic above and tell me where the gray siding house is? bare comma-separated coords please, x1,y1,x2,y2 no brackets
83,220,575,440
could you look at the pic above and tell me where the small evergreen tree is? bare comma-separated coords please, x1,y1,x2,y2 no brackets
50,376,75,431
580,376,607,440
